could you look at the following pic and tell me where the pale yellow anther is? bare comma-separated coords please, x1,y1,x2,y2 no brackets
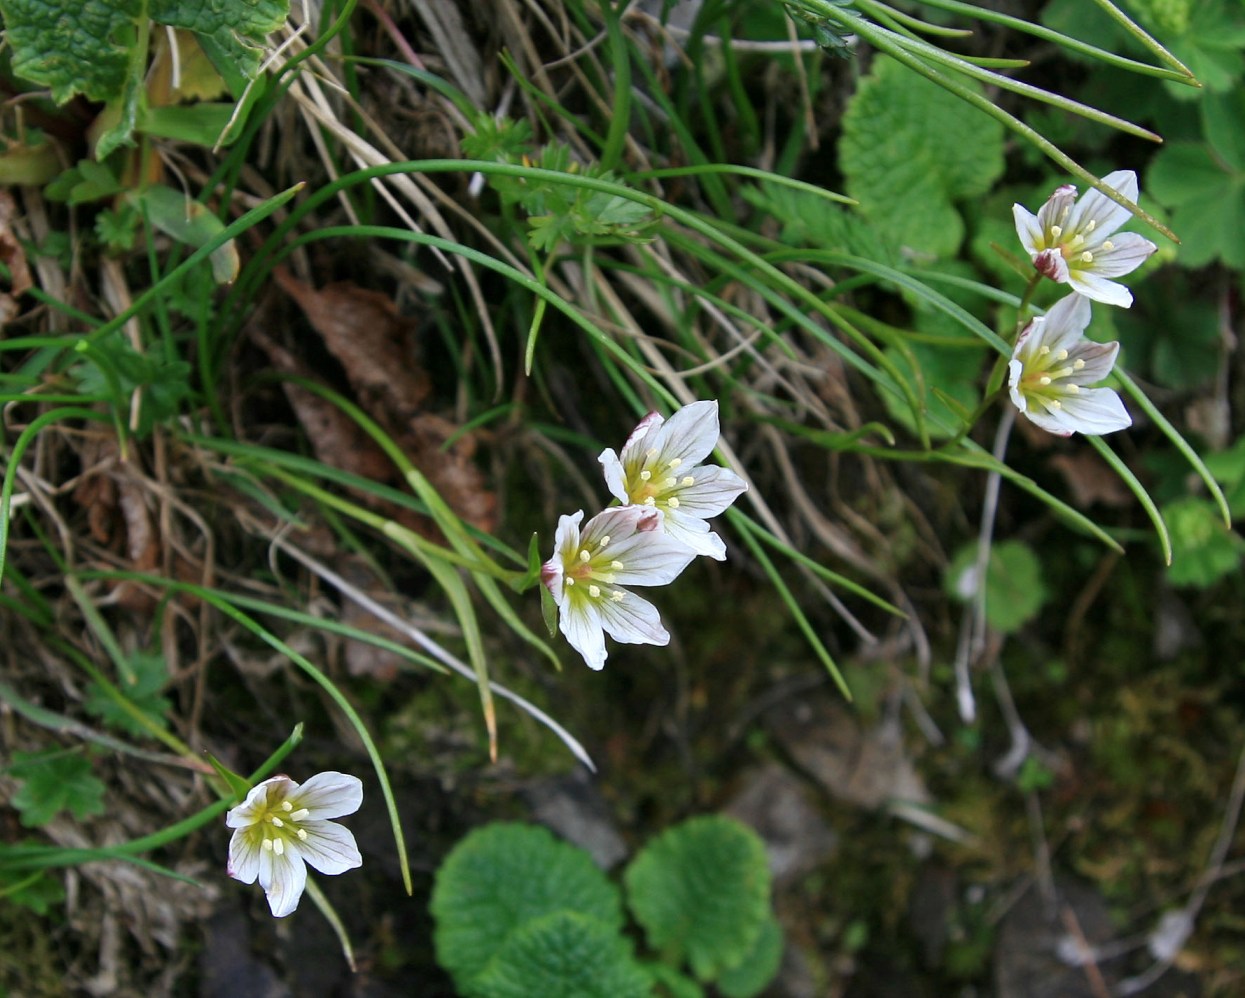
1050,225,1062,239
668,458,682,469
263,839,274,852
611,591,625,602
1067,384,1080,393
1038,376,1052,386
588,584,601,598
282,801,293,812
273,839,284,856
1054,349,1069,361
297,829,308,840
1038,346,1051,356
1080,251,1093,263
289,809,309,822
579,549,591,562
270,816,285,828
565,577,575,586
639,470,652,481
667,497,680,509
1049,399,1063,410
1102,240,1114,251
1073,358,1085,370
599,535,610,547
610,560,624,570
682,476,695,487
1085,219,1096,232
644,496,656,506
645,447,658,457
663,478,678,489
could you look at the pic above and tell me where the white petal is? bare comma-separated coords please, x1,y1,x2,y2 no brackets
1068,340,1120,385
226,776,293,828
1019,403,1076,436
617,411,664,467
552,511,584,556
1011,203,1043,255
649,401,720,468
297,821,364,875
1059,387,1132,434
598,448,629,503
1066,270,1133,308
662,509,728,560
1035,184,1077,235
1039,293,1093,354
227,827,262,884
560,598,608,670
594,589,670,646
291,772,363,820
1033,248,1069,283
1085,232,1156,278
1068,170,1137,236
259,845,307,918
600,527,696,586
541,555,565,603
673,465,748,519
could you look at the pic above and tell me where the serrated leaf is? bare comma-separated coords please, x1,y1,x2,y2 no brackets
431,823,623,991
83,650,171,736
151,0,287,91
946,540,1048,635
8,751,107,827
839,55,1005,259
716,911,784,998
1147,141,1245,269
743,182,895,262
71,329,193,435
624,815,771,982
0,868,66,915
1164,497,1245,588
469,911,651,998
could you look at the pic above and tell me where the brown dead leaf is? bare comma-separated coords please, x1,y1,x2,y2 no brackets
1048,451,1132,508
0,190,33,324
272,270,497,535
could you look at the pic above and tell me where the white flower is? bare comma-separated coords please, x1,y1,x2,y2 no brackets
1007,293,1131,437
598,400,748,560
541,506,696,671
226,771,363,917
1012,169,1157,308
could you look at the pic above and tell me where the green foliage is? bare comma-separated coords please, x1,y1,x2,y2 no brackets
7,751,106,827
839,56,1005,259
431,818,782,997
624,815,772,982
469,911,652,998
1114,279,1221,389
83,650,172,737
0,0,288,156
70,330,193,436
946,540,1048,635
742,181,895,262
430,823,625,993
1204,437,1245,519
1147,91,1245,269
0,868,65,915
1163,497,1244,587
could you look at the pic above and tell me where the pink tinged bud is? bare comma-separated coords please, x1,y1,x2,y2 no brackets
637,512,661,532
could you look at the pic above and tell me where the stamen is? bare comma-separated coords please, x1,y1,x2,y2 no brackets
263,839,274,852
297,829,308,841
282,801,293,812
681,476,695,487
1067,384,1080,393
588,584,601,598
1084,219,1096,232
1050,224,1062,239
565,577,575,586
578,550,591,562
1073,359,1085,370
644,496,656,506
667,497,680,509
270,816,285,828
668,458,682,469
1038,346,1051,356
645,447,658,458
639,470,652,481
1102,240,1114,251
1038,376,1052,386
610,560,624,570
1049,399,1062,410
611,591,625,602
1054,350,1068,361
663,478,678,489
599,535,610,547
289,809,309,822
273,839,284,856
1080,251,1093,263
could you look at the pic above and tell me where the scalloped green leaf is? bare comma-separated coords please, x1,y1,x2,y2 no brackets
946,540,1047,635
431,823,623,991
624,815,771,982
839,55,1005,259
469,911,651,998
716,911,784,998
8,751,106,827
1164,497,1245,588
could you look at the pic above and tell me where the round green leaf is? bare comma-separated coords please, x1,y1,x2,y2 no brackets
624,815,771,982
431,823,622,990
716,912,784,998
470,911,651,998
946,540,1048,635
